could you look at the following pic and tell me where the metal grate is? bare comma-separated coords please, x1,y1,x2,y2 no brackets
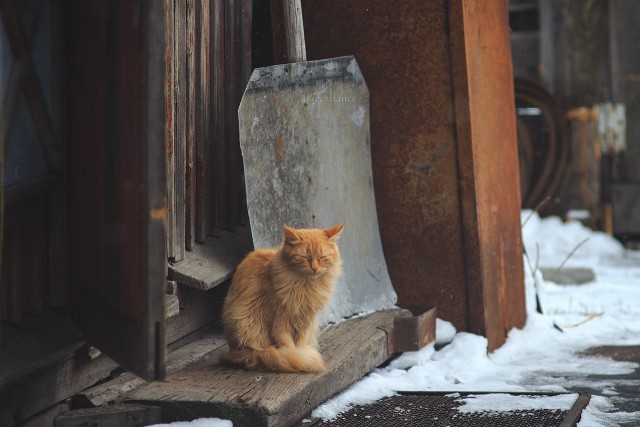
311,394,571,427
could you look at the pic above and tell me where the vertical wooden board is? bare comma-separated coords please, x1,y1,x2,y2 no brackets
224,0,238,231
165,0,179,261
195,0,211,241
174,0,187,256
49,0,68,307
67,0,166,380
185,0,197,248
450,0,526,348
211,0,226,233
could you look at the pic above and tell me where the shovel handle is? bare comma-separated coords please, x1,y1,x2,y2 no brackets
276,0,307,62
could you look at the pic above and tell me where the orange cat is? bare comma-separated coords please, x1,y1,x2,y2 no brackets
221,224,344,372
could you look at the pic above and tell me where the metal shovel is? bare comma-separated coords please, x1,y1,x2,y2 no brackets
237,0,397,323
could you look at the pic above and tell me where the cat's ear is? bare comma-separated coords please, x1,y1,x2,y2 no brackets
283,225,302,245
324,224,344,240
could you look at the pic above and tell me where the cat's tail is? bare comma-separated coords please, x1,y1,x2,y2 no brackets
223,346,325,373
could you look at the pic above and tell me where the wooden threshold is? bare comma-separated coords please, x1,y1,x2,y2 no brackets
168,225,253,290
124,309,418,427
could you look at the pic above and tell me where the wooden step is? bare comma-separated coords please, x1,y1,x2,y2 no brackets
126,308,433,427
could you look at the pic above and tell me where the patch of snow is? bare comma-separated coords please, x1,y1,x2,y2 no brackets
148,418,232,427
435,318,457,345
456,393,577,413
577,396,640,426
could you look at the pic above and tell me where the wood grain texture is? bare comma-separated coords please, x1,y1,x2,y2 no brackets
224,0,239,232
127,309,405,427
54,404,161,427
196,0,211,241
165,0,178,260
211,0,226,232
74,332,227,408
174,0,188,254
0,342,117,427
168,225,252,290
185,0,198,249
282,0,306,62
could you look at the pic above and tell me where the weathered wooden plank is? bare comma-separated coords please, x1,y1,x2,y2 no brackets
224,0,238,232
22,403,70,427
168,225,252,290
166,294,180,319
196,0,211,241
54,404,161,427
67,0,167,380
560,393,592,427
0,341,117,427
185,0,198,249
211,0,226,233
49,0,69,308
74,329,227,408
127,309,406,427
174,0,188,255
165,0,178,261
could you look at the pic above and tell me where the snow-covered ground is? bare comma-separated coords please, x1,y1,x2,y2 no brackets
154,211,640,426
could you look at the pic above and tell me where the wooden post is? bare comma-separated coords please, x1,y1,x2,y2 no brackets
303,0,525,350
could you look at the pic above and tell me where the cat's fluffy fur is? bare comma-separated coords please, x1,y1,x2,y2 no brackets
222,225,343,372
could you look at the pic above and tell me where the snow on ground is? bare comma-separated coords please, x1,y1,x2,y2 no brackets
149,418,232,427
312,211,640,425
159,211,640,426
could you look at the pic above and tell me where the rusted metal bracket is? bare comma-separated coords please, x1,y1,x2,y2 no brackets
380,307,437,355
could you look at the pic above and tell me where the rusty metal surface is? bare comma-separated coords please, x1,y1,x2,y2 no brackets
303,0,525,350
387,307,437,354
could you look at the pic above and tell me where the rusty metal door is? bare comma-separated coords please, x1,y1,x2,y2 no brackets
66,0,167,380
